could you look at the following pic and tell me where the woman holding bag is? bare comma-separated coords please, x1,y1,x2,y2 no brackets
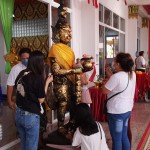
101,53,136,150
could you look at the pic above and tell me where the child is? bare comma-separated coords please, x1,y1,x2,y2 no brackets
72,103,109,150
73,57,92,105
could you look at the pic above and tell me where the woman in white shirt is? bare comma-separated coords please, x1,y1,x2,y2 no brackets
101,53,136,150
72,103,109,150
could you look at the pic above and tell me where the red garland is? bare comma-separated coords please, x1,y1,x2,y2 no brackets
95,0,98,8
89,65,96,82
149,20,150,59
92,0,95,6
117,0,127,5
124,0,127,5
87,0,98,8
88,0,127,8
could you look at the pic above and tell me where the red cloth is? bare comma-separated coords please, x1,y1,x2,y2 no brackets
149,20,150,59
134,84,138,102
87,0,98,8
136,73,150,99
89,66,96,82
89,87,107,122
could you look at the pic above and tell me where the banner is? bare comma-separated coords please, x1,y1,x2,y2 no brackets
0,0,14,74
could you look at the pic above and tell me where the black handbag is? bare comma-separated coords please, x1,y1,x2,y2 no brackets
103,74,129,114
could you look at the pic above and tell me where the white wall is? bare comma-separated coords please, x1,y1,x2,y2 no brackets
80,1,99,73
141,27,149,63
0,21,8,94
71,0,82,58
127,19,137,60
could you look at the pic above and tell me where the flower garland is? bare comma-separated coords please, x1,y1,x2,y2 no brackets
88,0,98,8
117,0,127,5
88,0,127,8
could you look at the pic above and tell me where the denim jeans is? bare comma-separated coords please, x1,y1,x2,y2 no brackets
108,111,131,150
15,107,40,150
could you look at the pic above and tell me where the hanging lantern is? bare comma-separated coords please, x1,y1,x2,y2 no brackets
128,5,139,19
142,18,149,28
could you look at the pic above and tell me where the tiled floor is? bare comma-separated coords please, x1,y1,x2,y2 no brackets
0,100,150,150
102,100,150,150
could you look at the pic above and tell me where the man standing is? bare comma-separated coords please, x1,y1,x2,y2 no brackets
7,48,31,110
135,51,146,72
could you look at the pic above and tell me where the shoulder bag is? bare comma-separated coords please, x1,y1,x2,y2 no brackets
103,74,129,114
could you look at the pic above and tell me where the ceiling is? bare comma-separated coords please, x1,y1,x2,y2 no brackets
127,0,150,17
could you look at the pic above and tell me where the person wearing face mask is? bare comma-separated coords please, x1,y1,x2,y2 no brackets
7,48,31,110
101,53,136,150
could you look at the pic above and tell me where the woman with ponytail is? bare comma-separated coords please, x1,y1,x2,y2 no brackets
101,53,136,150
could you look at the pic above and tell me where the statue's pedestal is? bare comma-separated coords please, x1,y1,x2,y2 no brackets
44,130,71,150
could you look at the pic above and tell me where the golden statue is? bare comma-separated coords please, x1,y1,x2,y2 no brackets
48,0,82,134
48,0,93,135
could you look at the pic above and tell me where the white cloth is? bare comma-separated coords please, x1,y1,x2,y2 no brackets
72,123,109,150
105,71,136,114
7,62,26,86
81,72,92,104
135,56,146,69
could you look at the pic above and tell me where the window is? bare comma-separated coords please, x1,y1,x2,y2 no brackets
104,7,112,26
99,4,126,76
119,33,125,52
12,1,48,38
12,18,48,37
99,4,103,22
120,17,125,32
99,25,105,76
113,13,119,29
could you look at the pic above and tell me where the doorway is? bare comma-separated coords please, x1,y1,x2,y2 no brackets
105,28,119,67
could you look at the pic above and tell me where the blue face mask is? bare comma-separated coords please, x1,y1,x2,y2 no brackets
21,59,28,67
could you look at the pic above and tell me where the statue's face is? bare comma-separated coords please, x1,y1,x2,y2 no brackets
59,25,72,44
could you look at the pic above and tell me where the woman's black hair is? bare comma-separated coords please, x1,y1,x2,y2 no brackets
74,103,98,136
116,52,134,78
27,50,45,75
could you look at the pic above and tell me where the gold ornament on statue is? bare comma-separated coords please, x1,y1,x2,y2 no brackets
51,2,71,45
4,48,19,67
